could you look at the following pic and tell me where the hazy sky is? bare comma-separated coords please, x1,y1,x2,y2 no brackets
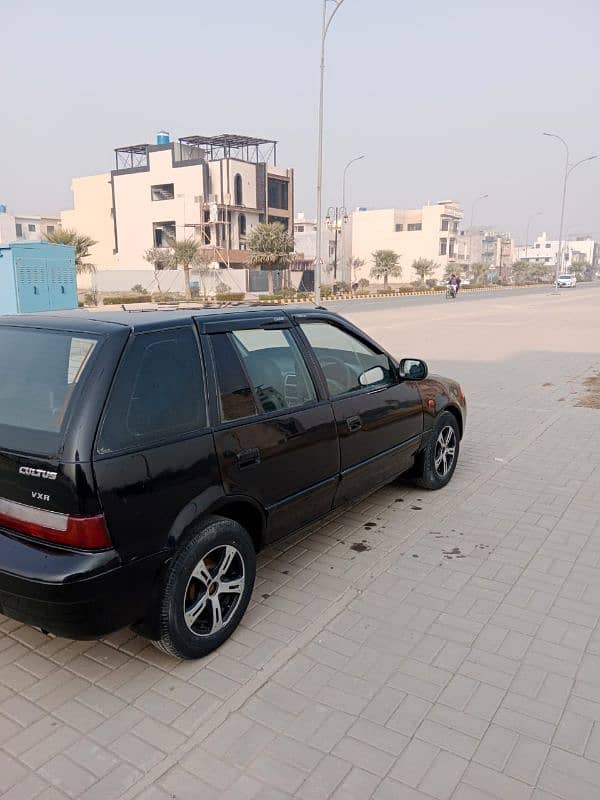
2,0,599,242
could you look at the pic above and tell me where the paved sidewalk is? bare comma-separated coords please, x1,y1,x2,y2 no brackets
0,287,599,799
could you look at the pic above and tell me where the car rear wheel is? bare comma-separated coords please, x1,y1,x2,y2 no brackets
154,516,256,659
413,410,460,490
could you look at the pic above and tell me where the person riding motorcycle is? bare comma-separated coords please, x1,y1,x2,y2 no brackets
447,274,458,298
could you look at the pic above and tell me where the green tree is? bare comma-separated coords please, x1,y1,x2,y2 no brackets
144,247,170,271
247,222,294,293
346,256,366,284
469,262,488,284
571,260,594,281
445,262,466,279
370,250,401,288
168,239,203,299
412,258,437,285
44,228,97,274
512,260,553,284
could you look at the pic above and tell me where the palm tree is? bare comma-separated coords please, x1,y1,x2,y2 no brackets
370,250,401,288
412,258,437,285
168,239,203,299
247,222,294,293
470,262,488,284
445,263,466,279
44,228,97,274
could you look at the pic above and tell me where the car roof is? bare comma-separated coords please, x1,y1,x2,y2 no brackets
0,304,334,334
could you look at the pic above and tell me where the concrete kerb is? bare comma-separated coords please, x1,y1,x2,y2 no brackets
258,285,539,305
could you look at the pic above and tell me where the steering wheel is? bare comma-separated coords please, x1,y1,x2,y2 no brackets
320,356,355,396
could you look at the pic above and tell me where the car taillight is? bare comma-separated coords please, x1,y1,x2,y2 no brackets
0,498,111,550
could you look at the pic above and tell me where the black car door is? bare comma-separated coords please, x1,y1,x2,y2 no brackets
297,315,423,506
200,315,339,544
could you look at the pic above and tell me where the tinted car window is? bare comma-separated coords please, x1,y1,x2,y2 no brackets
0,327,98,455
230,328,317,414
301,321,393,397
97,328,205,454
211,334,258,422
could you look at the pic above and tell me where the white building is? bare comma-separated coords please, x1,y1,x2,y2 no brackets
458,228,515,280
0,205,60,244
347,201,463,284
293,212,342,284
62,132,294,285
514,232,598,270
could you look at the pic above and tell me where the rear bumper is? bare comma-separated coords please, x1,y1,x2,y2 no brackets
0,529,165,639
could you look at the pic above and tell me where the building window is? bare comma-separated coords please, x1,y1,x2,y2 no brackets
46,225,55,234
28,224,36,232
234,174,243,206
239,213,247,239
439,238,447,256
441,219,450,231
545,243,551,248
449,238,456,258
15,223,23,237
452,221,459,232
395,224,403,232
153,221,176,248
296,225,305,233
535,243,540,249
407,223,422,232
268,178,289,210
545,257,551,263
151,184,175,201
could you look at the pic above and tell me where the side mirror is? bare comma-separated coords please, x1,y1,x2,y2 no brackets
400,358,428,381
359,365,385,386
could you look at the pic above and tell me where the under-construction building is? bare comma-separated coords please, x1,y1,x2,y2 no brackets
62,131,294,270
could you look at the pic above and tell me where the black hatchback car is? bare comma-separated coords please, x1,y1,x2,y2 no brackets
0,306,466,658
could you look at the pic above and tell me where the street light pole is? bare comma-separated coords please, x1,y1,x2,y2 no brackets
326,207,348,282
525,211,543,261
315,0,347,305
340,154,365,284
468,193,488,270
543,132,597,293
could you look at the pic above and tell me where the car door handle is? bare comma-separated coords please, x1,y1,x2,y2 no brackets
236,447,261,468
346,415,363,433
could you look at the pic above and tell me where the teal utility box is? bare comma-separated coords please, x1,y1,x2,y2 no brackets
0,242,78,314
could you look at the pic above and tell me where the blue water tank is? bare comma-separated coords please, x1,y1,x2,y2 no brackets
156,130,170,145
0,205,6,214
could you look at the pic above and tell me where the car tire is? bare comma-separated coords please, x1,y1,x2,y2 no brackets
413,410,460,490
154,516,256,659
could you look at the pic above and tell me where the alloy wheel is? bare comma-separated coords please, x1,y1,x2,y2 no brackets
434,426,456,477
183,545,245,636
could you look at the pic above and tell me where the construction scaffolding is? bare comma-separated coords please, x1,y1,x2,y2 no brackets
177,134,277,165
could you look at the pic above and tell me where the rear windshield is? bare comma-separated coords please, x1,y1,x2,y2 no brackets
0,326,99,455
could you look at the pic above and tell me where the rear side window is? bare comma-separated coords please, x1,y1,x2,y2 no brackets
97,327,205,454
211,328,317,422
210,334,258,422
230,329,316,413
0,327,98,455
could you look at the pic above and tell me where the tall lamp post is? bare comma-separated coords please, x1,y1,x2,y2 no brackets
468,193,488,270
340,154,365,283
524,211,543,261
315,0,347,305
326,206,348,281
542,132,597,293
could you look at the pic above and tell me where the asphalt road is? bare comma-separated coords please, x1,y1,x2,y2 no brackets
326,281,600,314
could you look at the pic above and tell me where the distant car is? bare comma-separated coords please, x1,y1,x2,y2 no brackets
556,274,576,288
0,307,466,658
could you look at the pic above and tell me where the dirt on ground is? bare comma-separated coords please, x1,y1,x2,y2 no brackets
576,373,600,408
